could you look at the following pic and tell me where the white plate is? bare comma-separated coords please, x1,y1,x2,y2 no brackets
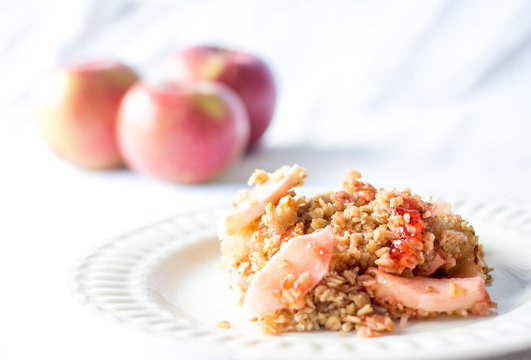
71,197,531,360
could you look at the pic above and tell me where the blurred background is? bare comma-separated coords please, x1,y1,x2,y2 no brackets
2,0,531,359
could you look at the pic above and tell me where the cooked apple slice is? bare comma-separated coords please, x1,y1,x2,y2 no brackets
225,165,305,232
362,268,495,315
243,226,336,318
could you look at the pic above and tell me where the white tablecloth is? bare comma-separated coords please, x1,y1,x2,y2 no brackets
2,1,531,359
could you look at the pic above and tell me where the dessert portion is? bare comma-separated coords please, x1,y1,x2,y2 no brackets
218,165,496,336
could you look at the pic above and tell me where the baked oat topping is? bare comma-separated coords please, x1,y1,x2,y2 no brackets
218,165,496,337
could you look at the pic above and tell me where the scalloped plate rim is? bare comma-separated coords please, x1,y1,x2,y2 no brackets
71,196,531,360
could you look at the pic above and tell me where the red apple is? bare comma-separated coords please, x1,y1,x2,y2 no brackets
117,81,250,183
32,60,139,169
162,46,275,148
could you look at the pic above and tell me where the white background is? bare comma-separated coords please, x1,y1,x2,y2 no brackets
1,0,531,359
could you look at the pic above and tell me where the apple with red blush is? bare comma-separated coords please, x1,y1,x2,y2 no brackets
162,46,275,148
32,60,139,169
117,81,250,183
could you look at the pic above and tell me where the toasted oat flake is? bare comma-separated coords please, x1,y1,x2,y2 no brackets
216,320,231,329
449,282,465,296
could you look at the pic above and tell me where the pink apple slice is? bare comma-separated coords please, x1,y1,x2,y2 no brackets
362,268,495,315
243,225,336,318
224,165,305,232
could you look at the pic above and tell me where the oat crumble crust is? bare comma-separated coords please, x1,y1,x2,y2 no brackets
219,166,495,337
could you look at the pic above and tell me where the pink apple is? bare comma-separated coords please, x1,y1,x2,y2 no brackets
162,46,275,148
117,81,250,183
32,60,139,169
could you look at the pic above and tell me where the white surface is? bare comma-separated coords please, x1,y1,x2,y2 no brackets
72,201,531,360
2,1,531,359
